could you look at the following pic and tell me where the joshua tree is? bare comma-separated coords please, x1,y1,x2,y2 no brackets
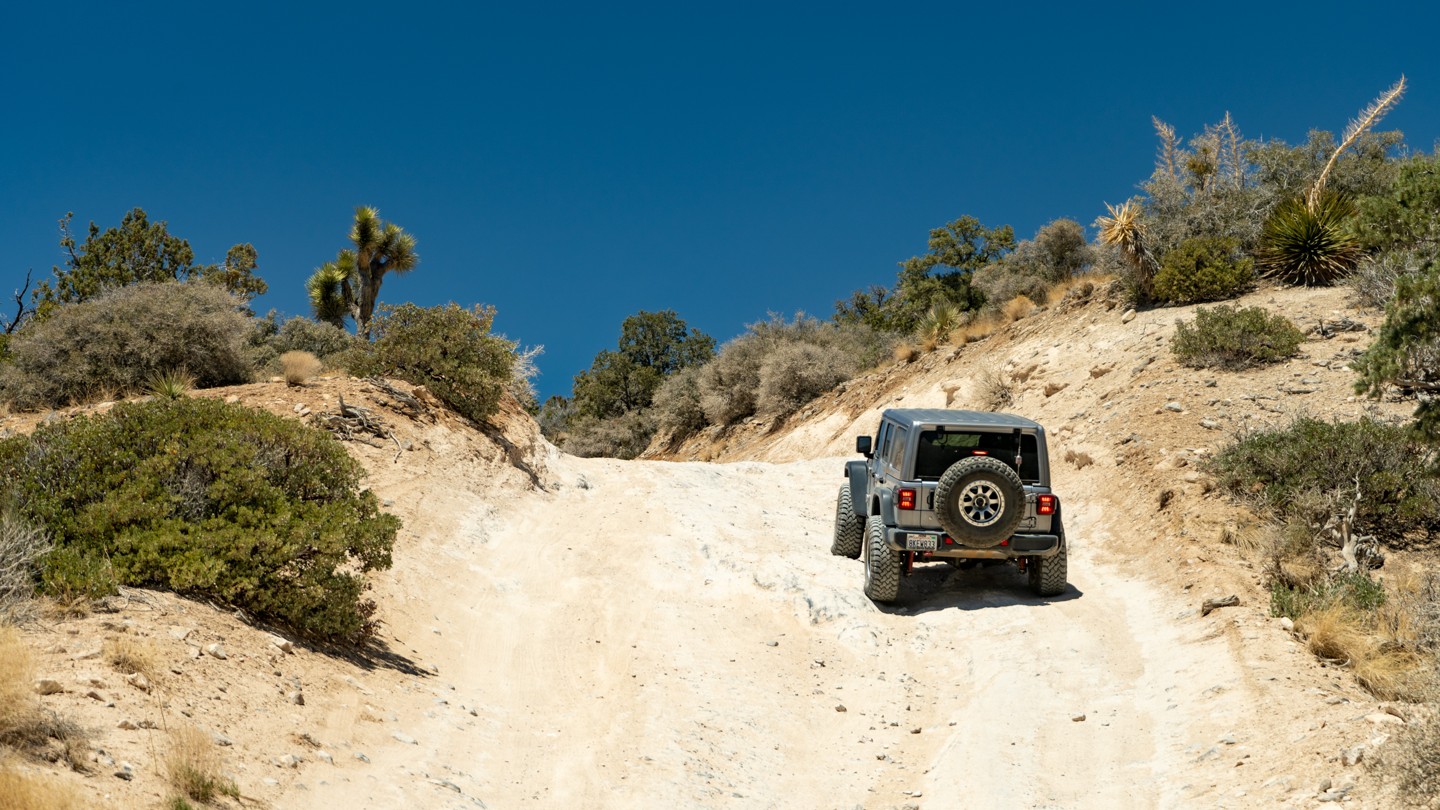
306,207,418,338
1097,200,1159,301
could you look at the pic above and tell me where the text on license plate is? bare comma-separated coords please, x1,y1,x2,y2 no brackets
905,533,938,551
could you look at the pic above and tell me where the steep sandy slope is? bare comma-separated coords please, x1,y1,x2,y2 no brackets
1,282,1421,808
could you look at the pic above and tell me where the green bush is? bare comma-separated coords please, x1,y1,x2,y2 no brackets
1271,570,1387,620
562,412,654,460
1171,305,1304,369
1210,416,1440,543
348,303,516,425
1152,236,1255,304
0,398,398,642
0,282,253,410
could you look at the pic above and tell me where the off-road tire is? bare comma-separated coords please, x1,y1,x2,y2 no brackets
1029,516,1068,597
933,456,1025,546
862,515,901,603
831,485,863,558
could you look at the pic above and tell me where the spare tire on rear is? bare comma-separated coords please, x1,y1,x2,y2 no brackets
933,456,1025,547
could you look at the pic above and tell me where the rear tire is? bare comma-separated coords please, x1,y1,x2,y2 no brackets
862,515,902,603
831,485,863,558
1029,518,1068,597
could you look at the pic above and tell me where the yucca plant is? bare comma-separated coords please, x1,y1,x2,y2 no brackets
1096,200,1159,300
1259,77,1405,286
146,368,195,400
917,300,964,348
1257,191,1364,285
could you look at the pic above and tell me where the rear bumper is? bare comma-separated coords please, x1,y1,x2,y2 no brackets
884,528,1060,558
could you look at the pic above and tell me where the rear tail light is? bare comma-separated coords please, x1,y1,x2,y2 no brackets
898,489,916,510
1037,494,1057,515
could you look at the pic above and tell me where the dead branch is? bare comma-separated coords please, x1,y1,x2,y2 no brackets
4,269,34,334
311,393,403,460
1201,595,1240,616
364,377,431,419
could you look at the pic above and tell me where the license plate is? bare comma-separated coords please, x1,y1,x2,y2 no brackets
905,533,938,551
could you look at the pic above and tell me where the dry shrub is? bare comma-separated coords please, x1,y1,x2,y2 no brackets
1000,295,1037,322
893,343,919,364
166,725,238,804
103,636,159,680
956,315,999,344
756,342,855,417
279,351,322,386
1063,449,1093,470
0,757,83,810
0,514,50,621
976,370,1014,412
650,367,706,439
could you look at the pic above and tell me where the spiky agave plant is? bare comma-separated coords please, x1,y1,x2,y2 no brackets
146,368,195,400
1257,191,1363,285
1096,200,1159,300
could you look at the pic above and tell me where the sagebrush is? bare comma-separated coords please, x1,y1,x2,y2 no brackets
0,282,253,410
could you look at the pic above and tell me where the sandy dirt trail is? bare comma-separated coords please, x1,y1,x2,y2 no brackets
278,446,1324,810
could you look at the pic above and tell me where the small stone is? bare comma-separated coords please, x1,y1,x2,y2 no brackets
269,636,295,654
1324,695,1347,705
117,720,139,730
288,691,305,705
34,679,64,695
73,647,102,661
1121,309,1137,324
910,727,921,734
1199,418,1222,430
317,750,334,765
1279,617,1294,632
169,626,194,641
1043,382,1068,397
354,752,370,763
392,732,418,745
1163,402,1184,413
274,754,300,769
1367,712,1406,726
204,643,227,660
114,763,135,780
1220,734,1237,745
224,395,240,404
1341,745,1365,766
1072,714,1086,722
835,705,848,713
95,751,115,767
213,733,234,747
84,689,106,701
125,672,152,693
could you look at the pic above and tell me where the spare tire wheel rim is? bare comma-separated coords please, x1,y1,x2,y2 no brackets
960,481,1004,527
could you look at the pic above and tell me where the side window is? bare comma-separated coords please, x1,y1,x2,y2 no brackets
876,423,892,469
886,427,908,472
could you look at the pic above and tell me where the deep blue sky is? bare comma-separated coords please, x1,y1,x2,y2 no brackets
4,3,1437,401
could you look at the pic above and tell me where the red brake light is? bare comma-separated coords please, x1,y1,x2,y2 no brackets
898,489,916,510
1037,494,1057,515
971,450,988,456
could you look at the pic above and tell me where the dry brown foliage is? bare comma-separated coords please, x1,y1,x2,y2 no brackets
103,635,159,680
976,369,1014,412
280,350,323,386
1000,295,1037,323
166,725,238,804
0,756,83,810
892,343,919,364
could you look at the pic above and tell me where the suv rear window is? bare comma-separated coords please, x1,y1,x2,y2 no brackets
914,430,1040,483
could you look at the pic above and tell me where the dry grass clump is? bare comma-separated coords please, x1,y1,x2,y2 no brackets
0,756,83,810
955,315,1000,344
892,343,919,364
279,350,323,386
976,369,1014,412
0,626,39,742
103,635,160,680
1379,684,1440,805
165,726,238,804
1000,295,1037,322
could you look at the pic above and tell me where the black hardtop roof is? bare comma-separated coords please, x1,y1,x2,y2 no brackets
880,408,1044,432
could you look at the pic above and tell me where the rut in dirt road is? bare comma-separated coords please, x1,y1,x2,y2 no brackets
285,453,1303,810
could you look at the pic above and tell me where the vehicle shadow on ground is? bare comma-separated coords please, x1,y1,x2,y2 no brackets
877,563,1084,616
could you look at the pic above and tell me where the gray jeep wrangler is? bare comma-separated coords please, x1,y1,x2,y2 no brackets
831,408,1067,602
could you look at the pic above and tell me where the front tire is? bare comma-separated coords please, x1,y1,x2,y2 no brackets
831,485,863,558
862,516,902,603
